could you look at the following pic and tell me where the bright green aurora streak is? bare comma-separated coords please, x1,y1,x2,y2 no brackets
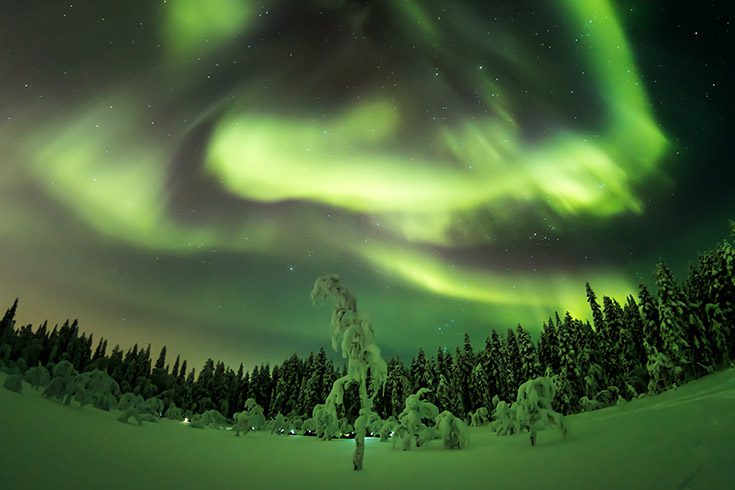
4,0,713,368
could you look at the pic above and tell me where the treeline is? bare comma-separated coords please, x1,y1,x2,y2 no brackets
1,223,733,420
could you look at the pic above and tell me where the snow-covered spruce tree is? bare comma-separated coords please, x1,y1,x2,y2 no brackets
164,404,184,420
378,416,397,442
190,409,227,429
146,397,164,417
655,261,692,386
311,274,387,471
479,339,499,405
491,400,518,436
435,372,463,416
24,365,50,390
639,284,662,355
393,388,440,450
4,373,22,392
456,333,476,416
312,403,339,440
73,369,120,411
516,325,541,382
586,283,605,336
503,328,523,400
487,331,508,399
554,313,582,413
233,397,266,435
538,320,561,376
622,295,648,393
704,303,730,367
271,354,301,417
645,351,677,394
409,348,434,395
385,358,410,417
269,413,288,435
514,376,569,446
435,410,470,449
469,406,489,427
117,393,157,425
43,360,77,405
469,363,490,412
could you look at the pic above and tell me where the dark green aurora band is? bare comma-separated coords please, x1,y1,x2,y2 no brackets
0,1,731,368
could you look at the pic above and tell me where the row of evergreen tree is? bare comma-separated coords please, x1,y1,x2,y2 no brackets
1,224,733,420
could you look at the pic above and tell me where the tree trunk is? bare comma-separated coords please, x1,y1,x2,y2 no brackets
353,382,368,471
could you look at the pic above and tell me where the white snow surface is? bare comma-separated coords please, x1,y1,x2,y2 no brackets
1,368,734,489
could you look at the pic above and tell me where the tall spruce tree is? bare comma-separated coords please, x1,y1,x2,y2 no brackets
639,283,662,364
602,297,625,389
538,320,561,376
516,324,541,382
503,328,522,399
586,283,605,334
655,261,692,385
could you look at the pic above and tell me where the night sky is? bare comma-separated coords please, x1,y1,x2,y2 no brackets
1,1,732,370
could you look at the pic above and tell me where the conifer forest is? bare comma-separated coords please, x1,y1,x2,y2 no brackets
2,223,734,426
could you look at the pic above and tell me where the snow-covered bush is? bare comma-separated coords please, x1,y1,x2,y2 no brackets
646,351,679,394
583,363,605,399
15,358,27,374
232,412,250,435
0,344,11,369
233,398,266,435
579,396,602,412
117,393,157,425
269,413,288,435
73,369,119,411
146,397,164,417
378,416,397,442
514,376,569,446
338,417,354,437
4,373,23,392
616,395,627,411
312,403,339,440
288,415,303,432
24,365,50,390
165,404,184,420
190,409,226,429
469,407,489,427
301,417,316,435
245,398,266,430
597,385,627,408
436,410,470,449
42,360,77,405
356,408,380,438
491,400,519,436
393,388,439,450
491,394,500,409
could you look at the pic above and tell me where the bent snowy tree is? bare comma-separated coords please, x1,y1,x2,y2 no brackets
515,376,569,446
311,274,387,471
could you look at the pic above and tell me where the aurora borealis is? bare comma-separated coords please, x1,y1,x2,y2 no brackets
1,1,732,369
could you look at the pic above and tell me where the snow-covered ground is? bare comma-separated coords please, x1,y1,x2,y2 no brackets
2,369,734,489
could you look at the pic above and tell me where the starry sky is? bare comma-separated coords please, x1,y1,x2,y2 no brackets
1,1,732,370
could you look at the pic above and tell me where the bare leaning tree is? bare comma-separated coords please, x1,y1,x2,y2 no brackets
311,274,387,471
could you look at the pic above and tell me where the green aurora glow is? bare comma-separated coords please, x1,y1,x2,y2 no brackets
0,0,731,368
